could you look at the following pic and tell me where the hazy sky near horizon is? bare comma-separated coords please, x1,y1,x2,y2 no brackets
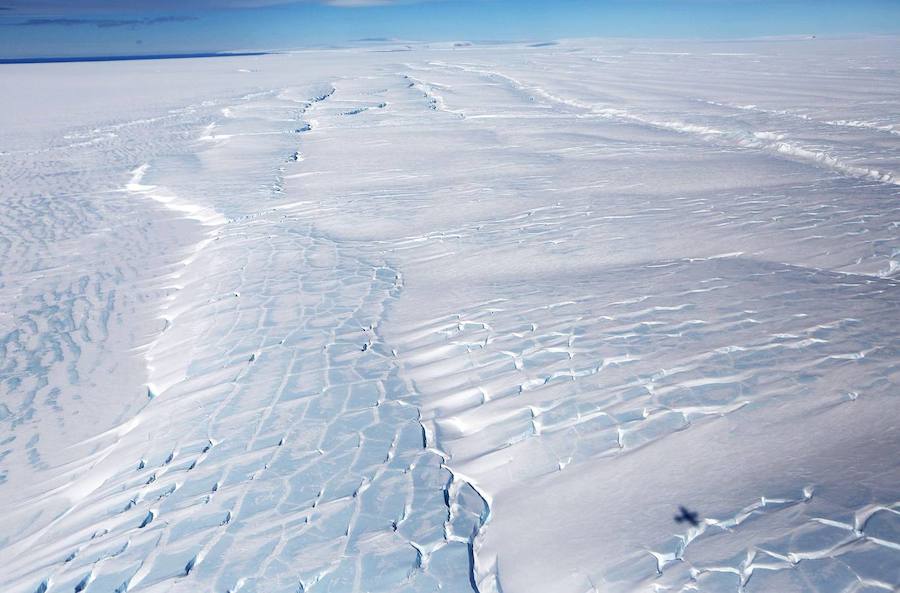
1,0,898,58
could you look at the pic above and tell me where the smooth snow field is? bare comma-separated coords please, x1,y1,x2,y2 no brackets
1,37,899,593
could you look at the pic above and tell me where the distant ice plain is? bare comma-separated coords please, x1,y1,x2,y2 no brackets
1,36,899,593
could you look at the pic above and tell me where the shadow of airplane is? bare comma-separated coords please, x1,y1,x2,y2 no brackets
674,506,700,527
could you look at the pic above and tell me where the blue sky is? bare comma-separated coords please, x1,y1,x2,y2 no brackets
1,0,898,58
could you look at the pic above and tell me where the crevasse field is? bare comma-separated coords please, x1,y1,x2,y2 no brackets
1,37,899,593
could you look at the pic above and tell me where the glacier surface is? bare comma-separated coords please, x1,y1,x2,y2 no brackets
1,37,899,593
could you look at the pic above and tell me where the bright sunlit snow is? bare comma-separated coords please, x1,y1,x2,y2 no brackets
1,37,899,593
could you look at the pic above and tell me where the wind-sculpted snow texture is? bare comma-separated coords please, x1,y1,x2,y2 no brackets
1,37,899,593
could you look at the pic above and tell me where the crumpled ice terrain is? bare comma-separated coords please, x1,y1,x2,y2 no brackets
1,37,898,593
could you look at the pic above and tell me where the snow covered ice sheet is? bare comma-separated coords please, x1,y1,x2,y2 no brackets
1,37,899,593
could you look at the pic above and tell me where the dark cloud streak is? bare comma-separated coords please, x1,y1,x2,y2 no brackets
13,15,199,27
0,0,401,14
